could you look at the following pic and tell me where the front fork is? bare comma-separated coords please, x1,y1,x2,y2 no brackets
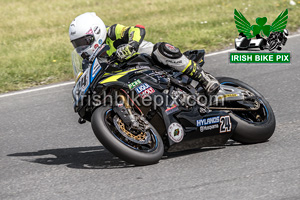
118,94,139,128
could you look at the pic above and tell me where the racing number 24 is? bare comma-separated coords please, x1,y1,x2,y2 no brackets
220,116,232,133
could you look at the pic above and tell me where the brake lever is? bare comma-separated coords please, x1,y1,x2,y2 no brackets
108,53,119,65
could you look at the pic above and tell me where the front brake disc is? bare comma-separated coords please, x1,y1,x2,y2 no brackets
113,115,150,144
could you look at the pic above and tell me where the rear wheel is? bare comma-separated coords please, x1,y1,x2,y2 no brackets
217,77,276,144
91,106,164,165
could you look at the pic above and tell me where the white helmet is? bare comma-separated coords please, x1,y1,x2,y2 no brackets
69,12,107,59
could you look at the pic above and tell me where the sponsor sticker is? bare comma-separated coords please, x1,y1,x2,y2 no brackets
199,124,219,132
197,115,232,133
165,104,179,115
128,79,142,90
166,60,182,64
86,28,93,35
139,88,155,99
92,62,101,77
218,93,238,99
135,83,155,98
70,24,76,35
117,103,124,108
197,116,220,127
165,43,178,53
168,123,184,143
197,116,220,133
94,26,100,34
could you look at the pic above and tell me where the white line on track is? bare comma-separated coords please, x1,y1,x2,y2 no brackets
0,82,74,99
205,48,235,57
288,33,300,39
1,34,299,99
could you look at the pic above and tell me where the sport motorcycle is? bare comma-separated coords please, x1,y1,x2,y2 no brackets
71,44,276,165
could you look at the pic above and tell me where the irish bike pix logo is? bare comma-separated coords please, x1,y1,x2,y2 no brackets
230,9,291,64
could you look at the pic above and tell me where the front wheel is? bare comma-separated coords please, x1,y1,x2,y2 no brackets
268,40,278,51
217,77,276,144
91,106,164,165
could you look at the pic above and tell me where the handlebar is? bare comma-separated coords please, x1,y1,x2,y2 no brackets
108,53,119,65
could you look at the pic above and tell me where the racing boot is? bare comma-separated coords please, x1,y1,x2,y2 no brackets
151,42,220,95
182,61,220,95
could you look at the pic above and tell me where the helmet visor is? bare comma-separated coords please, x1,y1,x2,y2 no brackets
71,35,95,53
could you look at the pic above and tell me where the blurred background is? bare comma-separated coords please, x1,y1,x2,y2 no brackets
0,0,299,93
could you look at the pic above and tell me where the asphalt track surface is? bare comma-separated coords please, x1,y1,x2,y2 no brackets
1,35,300,200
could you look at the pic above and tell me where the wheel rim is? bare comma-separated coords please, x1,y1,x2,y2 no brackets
104,109,158,152
220,82,269,124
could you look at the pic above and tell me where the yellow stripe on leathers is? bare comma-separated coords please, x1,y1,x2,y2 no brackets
100,69,138,84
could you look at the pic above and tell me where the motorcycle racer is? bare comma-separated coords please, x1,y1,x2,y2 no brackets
69,12,220,95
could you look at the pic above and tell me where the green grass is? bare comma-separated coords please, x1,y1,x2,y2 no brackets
0,0,299,93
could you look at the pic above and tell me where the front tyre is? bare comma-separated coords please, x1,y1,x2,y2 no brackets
269,40,278,51
217,77,276,144
91,106,164,165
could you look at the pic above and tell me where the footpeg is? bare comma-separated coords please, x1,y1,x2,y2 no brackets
78,118,86,124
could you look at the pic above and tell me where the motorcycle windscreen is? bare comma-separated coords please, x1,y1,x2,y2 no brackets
71,49,83,81
71,44,110,107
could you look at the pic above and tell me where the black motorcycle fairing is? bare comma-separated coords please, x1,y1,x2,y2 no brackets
120,53,154,69
137,71,170,91
75,49,241,152
91,66,238,151
167,110,237,152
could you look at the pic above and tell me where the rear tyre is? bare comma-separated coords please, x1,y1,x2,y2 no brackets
217,77,276,144
91,106,164,165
